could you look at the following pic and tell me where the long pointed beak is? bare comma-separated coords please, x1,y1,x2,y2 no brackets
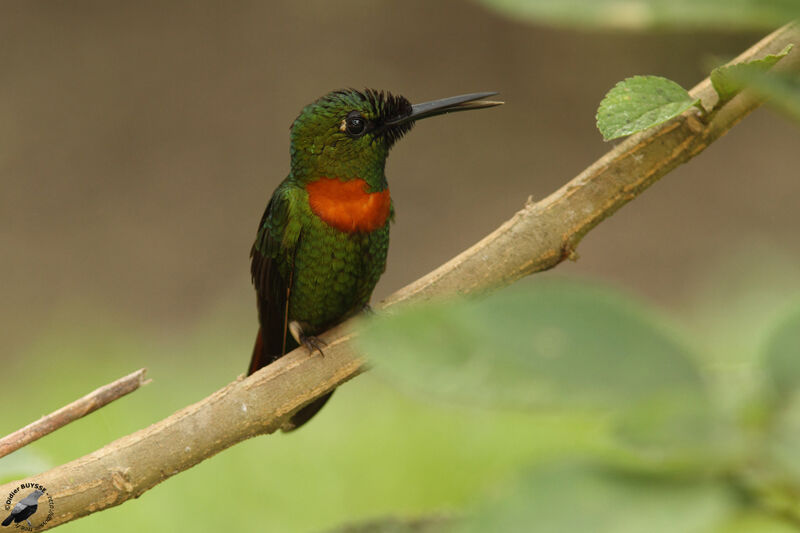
387,92,503,126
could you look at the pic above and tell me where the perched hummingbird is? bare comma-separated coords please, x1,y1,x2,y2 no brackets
248,89,502,430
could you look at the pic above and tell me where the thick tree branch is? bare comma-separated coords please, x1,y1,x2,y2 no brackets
1,22,797,530
0,369,149,459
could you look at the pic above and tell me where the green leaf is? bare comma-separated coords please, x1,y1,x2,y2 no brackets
763,307,800,484
473,0,800,31
740,71,800,122
454,464,735,533
360,280,704,412
767,391,800,483
613,393,734,469
763,305,800,399
327,516,449,533
715,512,798,533
360,281,731,466
596,76,700,140
711,44,793,102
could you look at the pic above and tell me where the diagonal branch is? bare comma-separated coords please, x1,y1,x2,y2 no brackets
0,369,150,459
1,22,797,530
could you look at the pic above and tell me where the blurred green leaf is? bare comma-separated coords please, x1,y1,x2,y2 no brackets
454,464,735,533
767,391,800,482
474,0,800,31
711,45,793,102
763,306,800,399
326,515,449,533
596,76,699,140
614,394,735,469
739,70,800,122
360,281,704,412
715,512,798,533
764,307,800,484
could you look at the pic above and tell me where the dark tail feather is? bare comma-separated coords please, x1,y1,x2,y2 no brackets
2,514,14,526
247,327,331,430
282,391,334,432
247,328,266,376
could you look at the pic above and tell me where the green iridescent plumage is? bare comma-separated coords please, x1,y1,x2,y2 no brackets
248,89,502,430
253,180,390,332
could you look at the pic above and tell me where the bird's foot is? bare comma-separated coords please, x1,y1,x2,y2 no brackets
289,321,327,356
300,334,327,356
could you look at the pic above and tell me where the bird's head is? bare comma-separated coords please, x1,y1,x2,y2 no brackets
288,88,502,186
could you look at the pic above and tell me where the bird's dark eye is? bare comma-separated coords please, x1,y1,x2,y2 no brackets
344,111,366,137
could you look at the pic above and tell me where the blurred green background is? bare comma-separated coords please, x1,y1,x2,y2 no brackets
2,1,800,531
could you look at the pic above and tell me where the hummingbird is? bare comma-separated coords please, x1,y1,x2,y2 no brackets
248,89,502,430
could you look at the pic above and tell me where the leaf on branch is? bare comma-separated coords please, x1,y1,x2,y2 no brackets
710,44,794,103
596,76,700,140
454,463,735,533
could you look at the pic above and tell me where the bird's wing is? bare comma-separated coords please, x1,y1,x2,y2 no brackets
10,501,28,514
247,183,302,375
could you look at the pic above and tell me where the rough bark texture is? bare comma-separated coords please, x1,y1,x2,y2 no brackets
0,22,797,530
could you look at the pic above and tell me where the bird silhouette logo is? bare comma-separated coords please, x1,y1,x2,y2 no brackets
2,485,53,530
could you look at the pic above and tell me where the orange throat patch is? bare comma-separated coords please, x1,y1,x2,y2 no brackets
306,177,391,233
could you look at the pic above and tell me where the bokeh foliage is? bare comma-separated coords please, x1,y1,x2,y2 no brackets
474,0,800,30
2,1,800,532
357,280,800,531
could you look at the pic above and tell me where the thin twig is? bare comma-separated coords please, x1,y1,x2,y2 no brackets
0,369,150,459
0,22,797,530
